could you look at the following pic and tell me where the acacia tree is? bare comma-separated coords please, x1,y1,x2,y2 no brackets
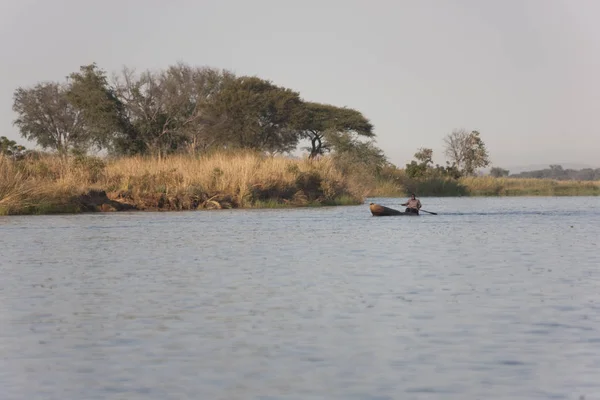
443,129,490,175
296,102,374,159
12,82,89,156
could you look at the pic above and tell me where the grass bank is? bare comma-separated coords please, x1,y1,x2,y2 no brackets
459,176,600,196
0,152,367,215
369,173,600,197
3,152,598,215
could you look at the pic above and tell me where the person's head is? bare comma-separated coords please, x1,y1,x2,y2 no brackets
410,193,416,199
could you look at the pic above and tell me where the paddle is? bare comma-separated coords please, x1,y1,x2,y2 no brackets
420,209,437,215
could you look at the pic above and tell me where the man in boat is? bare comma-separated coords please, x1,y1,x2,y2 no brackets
401,193,422,214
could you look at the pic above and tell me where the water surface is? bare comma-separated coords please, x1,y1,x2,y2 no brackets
1,196,599,399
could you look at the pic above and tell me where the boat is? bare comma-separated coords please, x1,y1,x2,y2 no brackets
369,203,419,217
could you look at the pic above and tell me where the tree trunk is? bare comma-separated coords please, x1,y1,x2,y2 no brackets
309,135,322,159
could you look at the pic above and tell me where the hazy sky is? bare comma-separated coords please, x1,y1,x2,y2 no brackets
1,0,599,168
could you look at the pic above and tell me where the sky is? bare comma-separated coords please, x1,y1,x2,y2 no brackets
1,0,599,170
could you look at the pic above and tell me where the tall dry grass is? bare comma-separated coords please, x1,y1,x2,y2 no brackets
0,151,365,215
0,154,83,215
3,152,598,215
459,176,600,196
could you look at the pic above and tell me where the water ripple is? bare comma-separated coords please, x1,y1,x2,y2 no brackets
1,196,600,400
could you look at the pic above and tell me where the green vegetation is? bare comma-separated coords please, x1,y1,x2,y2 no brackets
11,62,379,160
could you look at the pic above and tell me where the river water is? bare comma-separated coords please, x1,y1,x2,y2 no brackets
1,196,599,400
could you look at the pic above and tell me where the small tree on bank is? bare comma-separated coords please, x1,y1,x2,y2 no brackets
490,167,509,177
443,129,490,176
405,147,462,179
405,148,433,178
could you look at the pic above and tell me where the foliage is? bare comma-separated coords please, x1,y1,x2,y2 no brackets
490,167,509,177
405,147,432,178
10,61,381,176
205,75,303,154
405,147,462,179
12,82,90,155
111,63,232,157
65,63,128,152
296,102,374,158
329,133,388,173
0,136,26,159
443,129,490,175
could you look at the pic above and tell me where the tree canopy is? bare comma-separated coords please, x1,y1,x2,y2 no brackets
12,82,90,156
296,102,374,158
11,62,379,162
205,75,304,154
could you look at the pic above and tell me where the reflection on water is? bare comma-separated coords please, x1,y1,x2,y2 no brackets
1,196,600,400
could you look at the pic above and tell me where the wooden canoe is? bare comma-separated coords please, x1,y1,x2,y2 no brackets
369,203,419,216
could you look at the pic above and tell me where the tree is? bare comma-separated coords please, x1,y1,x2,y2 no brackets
327,132,388,175
443,129,490,175
205,75,304,154
0,136,26,158
112,67,183,157
12,82,90,156
489,167,509,177
296,102,374,159
65,63,131,153
113,64,234,157
414,147,433,165
405,148,433,178
166,64,233,154
405,147,464,179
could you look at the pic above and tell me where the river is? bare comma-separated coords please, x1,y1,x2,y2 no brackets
1,196,599,399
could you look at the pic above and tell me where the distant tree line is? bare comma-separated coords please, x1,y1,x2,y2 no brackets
11,62,386,168
509,165,600,181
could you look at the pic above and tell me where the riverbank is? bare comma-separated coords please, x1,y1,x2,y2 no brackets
382,175,600,197
2,153,599,215
0,152,365,215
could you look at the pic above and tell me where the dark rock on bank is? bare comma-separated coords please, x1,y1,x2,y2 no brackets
77,189,137,212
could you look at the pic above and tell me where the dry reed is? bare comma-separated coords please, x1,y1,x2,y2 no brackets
3,152,598,215
0,151,364,215
459,176,600,196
